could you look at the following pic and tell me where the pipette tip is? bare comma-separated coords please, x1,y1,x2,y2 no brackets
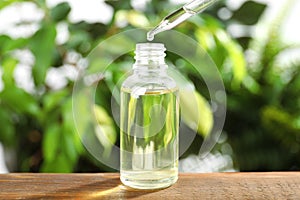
147,32,154,41
147,20,169,41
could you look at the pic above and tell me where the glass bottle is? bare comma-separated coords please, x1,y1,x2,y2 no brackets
120,43,179,189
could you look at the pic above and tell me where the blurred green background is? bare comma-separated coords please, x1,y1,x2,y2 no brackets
0,0,299,172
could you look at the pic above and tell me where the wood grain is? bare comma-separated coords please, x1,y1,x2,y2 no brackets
0,173,300,199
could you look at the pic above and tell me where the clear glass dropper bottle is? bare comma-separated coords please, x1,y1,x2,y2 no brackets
147,0,219,41
120,43,179,189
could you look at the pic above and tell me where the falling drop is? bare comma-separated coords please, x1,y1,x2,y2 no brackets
147,31,154,41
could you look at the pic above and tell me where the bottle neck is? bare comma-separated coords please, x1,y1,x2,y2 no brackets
133,43,167,74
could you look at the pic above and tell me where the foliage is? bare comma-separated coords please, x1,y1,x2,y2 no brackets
0,0,299,172
221,0,300,170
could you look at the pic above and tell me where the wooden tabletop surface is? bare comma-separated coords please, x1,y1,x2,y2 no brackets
1,172,300,199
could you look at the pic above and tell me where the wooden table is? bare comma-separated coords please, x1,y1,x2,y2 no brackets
1,172,300,199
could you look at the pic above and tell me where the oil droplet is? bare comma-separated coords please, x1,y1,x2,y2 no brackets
147,31,154,41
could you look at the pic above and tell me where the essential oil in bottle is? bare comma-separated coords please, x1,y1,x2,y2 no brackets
120,43,179,189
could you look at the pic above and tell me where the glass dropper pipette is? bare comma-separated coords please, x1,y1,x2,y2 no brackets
147,0,219,41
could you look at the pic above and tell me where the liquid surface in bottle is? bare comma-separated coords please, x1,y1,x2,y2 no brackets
120,88,179,189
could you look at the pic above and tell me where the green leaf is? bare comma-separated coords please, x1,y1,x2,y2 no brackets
42,123,60,162
62,98,83,155
261,106,300,148
262,106,300,132
50,2,71,22
166,65,213,137
195,28,215,51
1,58,40,116
0,108,15,145
66,31,91,54
29,22,56,86
231,1,267,25
0,36,27,55
51,47,64,67
236,36,252,50
61,98,82,161
0,0,22,9
193,16,247,87
1,87,40,116
62,131,78,163
1,57,18,86
94,105,116,157
43,89,68,112
243,75,261,94
41,153,73,172
69,21,108,40
180,90,213,137
104,0,131,10
221,37,247,87
214,29,247,87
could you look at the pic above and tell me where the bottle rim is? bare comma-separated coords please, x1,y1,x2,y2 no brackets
135,43,166,52
134,43,166,60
